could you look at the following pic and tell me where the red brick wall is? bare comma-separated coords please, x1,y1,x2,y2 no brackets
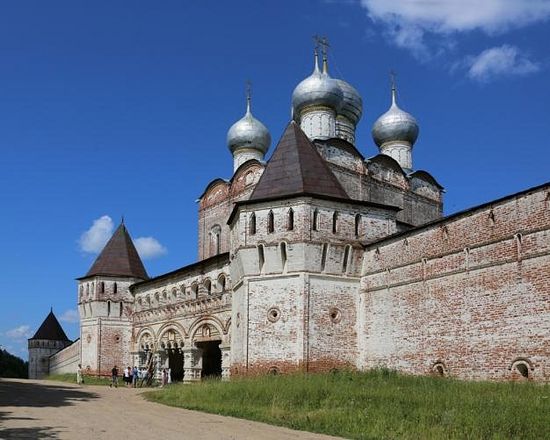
361,184,550,381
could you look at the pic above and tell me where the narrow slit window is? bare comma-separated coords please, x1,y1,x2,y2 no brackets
250,213,256,235
312,209,319,231
332,211,338,234
280,242,287,271
342,245,351,273
354,214,361,237
287,208,294,231
113,282,118,294
258,245,265,273
119,302,123,317
107,301,111,316
321,243,328,272
268,210,274,233
100,282,105,293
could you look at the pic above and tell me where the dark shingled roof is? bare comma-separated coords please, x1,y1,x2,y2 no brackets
82,223,149,280
249,121,349,200
30,310,70,341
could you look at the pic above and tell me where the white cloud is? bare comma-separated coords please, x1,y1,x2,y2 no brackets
5,325,32,341
79,215,114,253
134,237,167,260
79,215,166,260
360,0,550,56
59,309,80,324
465,45,540,81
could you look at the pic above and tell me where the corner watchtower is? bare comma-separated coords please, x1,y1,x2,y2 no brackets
77,221,148,375
28,310,71,379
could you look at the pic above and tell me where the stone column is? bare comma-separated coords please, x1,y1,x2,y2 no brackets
220,343,231,381
183,347,202,382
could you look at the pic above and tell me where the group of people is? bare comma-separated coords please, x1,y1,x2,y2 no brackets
76,363,167,388
109,365,148,388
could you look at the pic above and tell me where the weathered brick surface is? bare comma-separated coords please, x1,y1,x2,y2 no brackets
360,185,550,381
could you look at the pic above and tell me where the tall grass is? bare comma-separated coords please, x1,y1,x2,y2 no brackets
144,369,550,439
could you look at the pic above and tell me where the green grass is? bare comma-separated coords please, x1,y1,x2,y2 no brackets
45,373,112,386
143,369,550,440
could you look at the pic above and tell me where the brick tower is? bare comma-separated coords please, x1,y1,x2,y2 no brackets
77,221,148,375
229,122,399,375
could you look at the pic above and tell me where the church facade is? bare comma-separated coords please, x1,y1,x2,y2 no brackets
30,49,550,382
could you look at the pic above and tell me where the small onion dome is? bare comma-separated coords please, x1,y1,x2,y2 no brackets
227,97,271,155
372,86,419,147
291,51,344,116
335,79,363,125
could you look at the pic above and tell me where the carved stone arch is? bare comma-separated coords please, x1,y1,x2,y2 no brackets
223,317,231,333
189,316,226,342
157,323,187,349
136,328,156,350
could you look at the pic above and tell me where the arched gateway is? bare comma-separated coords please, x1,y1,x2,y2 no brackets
134,318,229,382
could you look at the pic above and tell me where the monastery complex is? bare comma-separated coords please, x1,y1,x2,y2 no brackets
28,48,550,382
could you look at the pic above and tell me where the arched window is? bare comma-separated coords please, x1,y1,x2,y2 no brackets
218,274,227,292
287,208,294,231
342,245,352,273
280,242,287,271
258,244,265,273
204,279,212,295
312,209,319,231
211,225,221,255
191,283,199,298
100,282,105,293
249,213,256,235
354,214,361,237
113,282,118,294
267,210,274,233
332,211,339,234
321,243,328,272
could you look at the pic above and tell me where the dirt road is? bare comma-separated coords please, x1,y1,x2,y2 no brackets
0,378,341,439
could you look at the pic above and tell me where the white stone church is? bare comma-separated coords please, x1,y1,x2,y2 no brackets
29,48,550,382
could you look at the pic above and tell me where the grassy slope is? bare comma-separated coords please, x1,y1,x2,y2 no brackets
144,370,550,440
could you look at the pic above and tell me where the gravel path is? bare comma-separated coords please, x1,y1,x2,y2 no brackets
0,378,342,439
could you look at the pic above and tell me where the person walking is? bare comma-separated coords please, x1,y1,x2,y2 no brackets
132,366,139,388
110,365,118,388
76,364,83,385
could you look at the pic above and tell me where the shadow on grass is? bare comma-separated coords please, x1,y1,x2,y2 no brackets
0,379,99,439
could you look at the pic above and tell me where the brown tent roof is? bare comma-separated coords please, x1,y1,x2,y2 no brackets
82,223,149,280
249,121,349,200
30,310,70,341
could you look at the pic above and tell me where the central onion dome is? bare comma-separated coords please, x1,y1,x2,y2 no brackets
292,51,344,117
227,97,271,155
372,86,418,147
335,79,363,125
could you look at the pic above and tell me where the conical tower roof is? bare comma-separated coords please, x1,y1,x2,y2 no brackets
30,310,70,341
82,223,149,280
250,121,349,200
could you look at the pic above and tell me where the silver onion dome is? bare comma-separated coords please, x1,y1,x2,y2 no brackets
335,79,363,125
372,86,418,147
227,97,271,155
291,52,344,115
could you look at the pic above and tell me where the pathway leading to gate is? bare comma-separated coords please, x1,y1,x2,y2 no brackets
0,378,342,440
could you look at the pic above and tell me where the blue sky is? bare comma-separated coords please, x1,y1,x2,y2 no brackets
1,0,548,360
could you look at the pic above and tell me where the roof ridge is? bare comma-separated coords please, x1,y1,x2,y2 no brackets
249,121,349,201
82,222,149,280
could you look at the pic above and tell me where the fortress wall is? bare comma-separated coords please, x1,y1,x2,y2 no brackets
49,339,81,375
360,184,550,381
